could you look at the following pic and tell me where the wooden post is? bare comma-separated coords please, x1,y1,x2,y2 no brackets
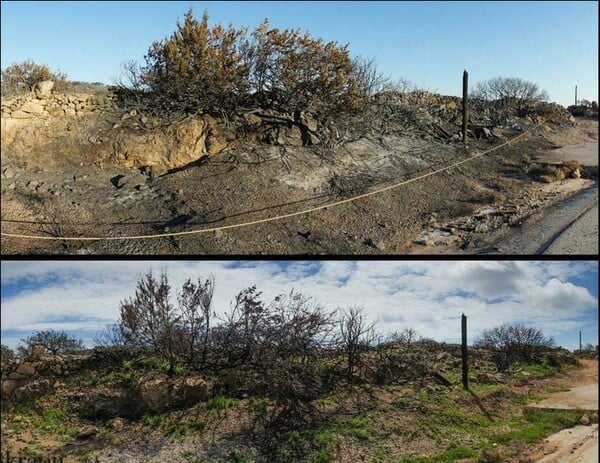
575,86,578,106
462,70,469,145
579,330,582,351
461,313,468,390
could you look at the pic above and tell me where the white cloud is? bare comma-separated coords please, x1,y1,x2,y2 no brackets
1,261,597,349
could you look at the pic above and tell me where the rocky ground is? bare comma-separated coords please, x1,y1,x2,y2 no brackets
1,92,596,255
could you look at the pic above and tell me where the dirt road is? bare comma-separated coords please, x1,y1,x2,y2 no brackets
531,384,598,411
528,360,598,463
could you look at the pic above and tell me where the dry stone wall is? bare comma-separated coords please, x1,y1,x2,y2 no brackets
0,348,126,401
1,91,116,119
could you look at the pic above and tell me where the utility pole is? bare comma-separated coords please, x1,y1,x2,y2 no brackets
462,70,469,146
575,86,578,106
579,330,582,351
461,314,468,390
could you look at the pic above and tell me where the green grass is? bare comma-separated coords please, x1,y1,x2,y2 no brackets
228,449,254,463
435,443,477,462
207,396,236,411
141,414,205,441
347,417,372,441
370,445,393,463
513,363,559,380
29,408,78,441
492,408,590,445
121,357,186,377
509,391,544,406
469,383,504,395
141,412,163,428
545,385,570,393
264,428,338,463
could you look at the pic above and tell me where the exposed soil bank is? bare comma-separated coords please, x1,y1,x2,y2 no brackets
1,117,596,255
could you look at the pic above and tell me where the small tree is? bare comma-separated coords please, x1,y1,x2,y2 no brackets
177,276,214,369
94,322,127,348
138,9,248,114
116,270,215,375
216,285,271,367
388,327,421,345
257,290,337,430
17,330,84,357
338,306,377,381
474,323,555,371
118,270,181,376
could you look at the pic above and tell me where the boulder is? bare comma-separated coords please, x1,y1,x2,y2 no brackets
1,379,20,398
77,426,99,440
10,110,36,119
35,80,54,97
80,389,132,418
109,417,125,431
111,172,147,190
15,362,36,376
182,377,212,404
20,101,45,115
138,377,169,412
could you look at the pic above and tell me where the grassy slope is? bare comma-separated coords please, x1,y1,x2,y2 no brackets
1,361,597,463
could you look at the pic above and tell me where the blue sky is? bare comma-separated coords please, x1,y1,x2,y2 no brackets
1,1,597,107
1,260,597,351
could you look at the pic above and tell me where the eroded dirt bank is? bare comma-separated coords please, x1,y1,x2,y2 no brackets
1,105,596,254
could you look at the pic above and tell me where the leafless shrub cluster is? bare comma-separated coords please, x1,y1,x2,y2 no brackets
96,270,383,431
474,323,555,371
472,76,549,114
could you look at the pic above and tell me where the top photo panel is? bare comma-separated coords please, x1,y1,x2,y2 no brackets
1,1,597,256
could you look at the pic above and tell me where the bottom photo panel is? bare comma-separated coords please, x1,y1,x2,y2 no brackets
1,260,598,463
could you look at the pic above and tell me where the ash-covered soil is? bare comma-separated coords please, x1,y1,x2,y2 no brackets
1,118,596,255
